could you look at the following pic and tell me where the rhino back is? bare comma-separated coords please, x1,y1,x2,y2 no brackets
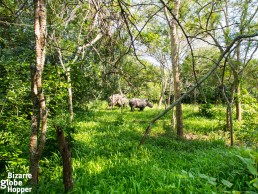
129,98,146,107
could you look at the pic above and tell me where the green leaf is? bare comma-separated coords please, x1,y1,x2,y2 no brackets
237,155,258,176
231,191,241,194
199,173,208,179
208,180,217,186
247,163,258,176
199,173,217,185
250,178,258,189
221,179,233,188
188,172,194,178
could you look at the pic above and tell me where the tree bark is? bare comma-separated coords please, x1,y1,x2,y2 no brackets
165,0,183,137
30,64,39,185
167,75,173,106
158,69,168,107
215,72,235,146
225,102,234,145
193,88,197,104
226,86,235,146
55,125,73,193
226,105,230,130
30,0,47,185
66,67,73,123
235,78,242,121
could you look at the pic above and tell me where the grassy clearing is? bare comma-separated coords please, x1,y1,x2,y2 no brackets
34,103,257,193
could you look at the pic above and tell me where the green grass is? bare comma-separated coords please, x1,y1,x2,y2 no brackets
30,104,258,193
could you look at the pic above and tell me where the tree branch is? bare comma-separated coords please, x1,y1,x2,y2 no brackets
138,32,258,147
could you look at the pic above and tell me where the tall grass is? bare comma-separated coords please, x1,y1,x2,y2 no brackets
30,103,257,193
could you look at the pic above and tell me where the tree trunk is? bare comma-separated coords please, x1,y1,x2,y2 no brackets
165,0,183,137
55,49,74,123
169,78,176,129
55,125,73,192
171,96,176,130
167,75,173,106
224,83,235,146
226,105,230,131
66,67,73,123
30,64,39,185
30,0,47,185
158,75,168,107
224,85,235,146
193,88,197,104
235,80,242,121
228,103,234,146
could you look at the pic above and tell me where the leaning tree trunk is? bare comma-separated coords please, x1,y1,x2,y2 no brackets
30,0,47,185
165,0,183,137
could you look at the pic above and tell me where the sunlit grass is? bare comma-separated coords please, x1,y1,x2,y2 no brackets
31,102,258,194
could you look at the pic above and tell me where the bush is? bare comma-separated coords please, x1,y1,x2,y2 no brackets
199,103,214,118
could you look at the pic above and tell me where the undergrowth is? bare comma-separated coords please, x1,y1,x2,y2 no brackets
2,103,257,193
50,104,258,193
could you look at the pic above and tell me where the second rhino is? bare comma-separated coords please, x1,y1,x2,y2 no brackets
129,98,153,112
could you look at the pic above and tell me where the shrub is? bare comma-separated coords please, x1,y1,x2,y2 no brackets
199,103,214,118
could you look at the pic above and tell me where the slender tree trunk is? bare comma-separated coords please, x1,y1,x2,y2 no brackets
167,75,173,106
165,0,183,137
66,67,73,123
235,80,242,121
56,49,74,123
218,86,235,146
158,75,168,107
30,64,39,185
225,85,235,146
171,97,176,130
228,80,236,146
215,72,234,146
193,88,197,104
225,102,234,145
226,106,230,130
168,75,176,129
228,103,234,146
30,0,47,185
